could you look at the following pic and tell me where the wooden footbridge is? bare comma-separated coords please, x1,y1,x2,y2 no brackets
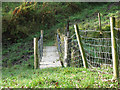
34,16,120,79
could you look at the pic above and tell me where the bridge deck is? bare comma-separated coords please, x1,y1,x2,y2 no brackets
40,46,61,68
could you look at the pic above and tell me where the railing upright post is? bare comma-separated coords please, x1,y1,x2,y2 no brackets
98,13,102,34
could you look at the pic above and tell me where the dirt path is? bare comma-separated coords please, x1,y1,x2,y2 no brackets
40,46,61,68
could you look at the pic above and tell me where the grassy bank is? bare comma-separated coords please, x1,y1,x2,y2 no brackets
1,67,119,88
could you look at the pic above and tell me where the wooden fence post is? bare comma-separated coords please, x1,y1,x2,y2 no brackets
98,13,104,63
98,13,102,34
74,24,88,68
110,17,119,79
34,38,39,69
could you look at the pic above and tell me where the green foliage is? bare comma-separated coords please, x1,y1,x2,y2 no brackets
2,2,95,44
2,2,22,13
2,2,119,43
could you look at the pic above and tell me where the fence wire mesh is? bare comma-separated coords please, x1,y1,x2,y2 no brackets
56,31,83,67
70,34,83,67
114,27,120,66
57,27,120,78
114,27,120,79
79,30,112,68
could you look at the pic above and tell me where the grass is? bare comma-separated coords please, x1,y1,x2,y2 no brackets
1,66,119,88
2,40,34,67
69,2,119,30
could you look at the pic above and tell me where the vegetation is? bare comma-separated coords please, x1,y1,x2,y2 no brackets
1,67,119,88
1,2,120,89
3,2,120,44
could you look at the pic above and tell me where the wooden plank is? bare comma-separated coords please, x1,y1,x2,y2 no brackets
74,24,88,68
34,38,39,69
110,17,119,79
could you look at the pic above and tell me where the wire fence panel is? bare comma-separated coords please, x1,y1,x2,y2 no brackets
114,27,120,79
57,25,119,78
57,19,120,79
79,30,113,68
56,29,114,68
70,34,83,67
56,31,83,67
114,27,120,66
116,38,120,67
